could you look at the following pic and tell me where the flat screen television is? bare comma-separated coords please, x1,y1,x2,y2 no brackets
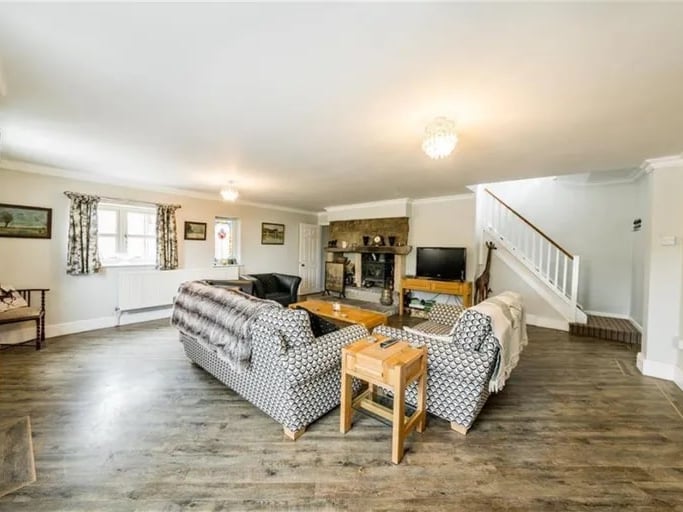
416,247,466,281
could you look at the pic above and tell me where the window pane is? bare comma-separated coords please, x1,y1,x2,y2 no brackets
99,210,118,234
127,212,145,235
214,219,237,263
145,213,156,236
145,238,157,260
127,237,145,259
98,236,117,259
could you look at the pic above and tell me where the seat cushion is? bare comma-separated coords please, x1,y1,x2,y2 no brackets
0,306,41,324
411,320,451,336
0,285,28,313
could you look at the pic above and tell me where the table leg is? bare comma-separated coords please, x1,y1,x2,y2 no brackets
391,366,406,464
340,362,353,434
416,350,427,433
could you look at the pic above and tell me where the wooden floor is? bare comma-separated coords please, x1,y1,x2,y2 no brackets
0,320,682,511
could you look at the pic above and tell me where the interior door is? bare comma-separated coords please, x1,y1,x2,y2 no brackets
298,223,321,295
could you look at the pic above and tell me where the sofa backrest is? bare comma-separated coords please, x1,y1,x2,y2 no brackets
252,307,316,350
428,303,466,326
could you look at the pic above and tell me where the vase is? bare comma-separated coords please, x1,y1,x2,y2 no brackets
380,287,393,306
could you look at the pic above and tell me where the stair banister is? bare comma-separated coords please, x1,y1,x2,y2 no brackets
482,188,582,322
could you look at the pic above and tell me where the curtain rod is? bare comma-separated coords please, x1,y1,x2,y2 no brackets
64,191,180,209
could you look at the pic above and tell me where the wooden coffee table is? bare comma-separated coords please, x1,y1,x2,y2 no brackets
289,299,388,330
340,334,427,464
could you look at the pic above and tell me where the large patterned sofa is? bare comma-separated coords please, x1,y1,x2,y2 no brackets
171,281,368,439
373,294,526,435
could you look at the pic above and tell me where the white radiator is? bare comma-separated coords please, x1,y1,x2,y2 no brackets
117,267,240,312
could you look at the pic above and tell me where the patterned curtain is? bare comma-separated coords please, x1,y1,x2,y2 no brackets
64,192,101,275
156,204,181,270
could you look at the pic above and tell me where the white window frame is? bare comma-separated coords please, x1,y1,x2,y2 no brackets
98,202,157,267
214,217,240,266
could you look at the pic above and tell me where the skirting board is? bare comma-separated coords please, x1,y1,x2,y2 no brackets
676,365,683,393
637,352,683,391
526,314,569,332
0,307,173,343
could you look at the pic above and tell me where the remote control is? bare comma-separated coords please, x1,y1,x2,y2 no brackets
380,338,398,349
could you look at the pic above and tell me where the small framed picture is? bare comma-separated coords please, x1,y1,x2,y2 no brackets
0,203,52,239
261,222,285,245
184,221,207,241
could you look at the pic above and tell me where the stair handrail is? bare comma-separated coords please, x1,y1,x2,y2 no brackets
484,188,573,259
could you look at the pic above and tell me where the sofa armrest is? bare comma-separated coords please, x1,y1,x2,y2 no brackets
240,275,265,298
280,324,369,384
274,273,302,302
373,325,497,386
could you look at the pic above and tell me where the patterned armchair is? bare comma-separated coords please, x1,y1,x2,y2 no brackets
373,309,500,435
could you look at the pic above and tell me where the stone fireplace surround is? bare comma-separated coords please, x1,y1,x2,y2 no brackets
325,217,412,302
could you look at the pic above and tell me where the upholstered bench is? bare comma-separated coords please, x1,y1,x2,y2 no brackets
0,288,49,350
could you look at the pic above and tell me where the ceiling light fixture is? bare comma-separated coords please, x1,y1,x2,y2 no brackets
220,182,239,202
422,116,458,159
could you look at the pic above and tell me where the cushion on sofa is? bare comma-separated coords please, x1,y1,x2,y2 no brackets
451,309,493,351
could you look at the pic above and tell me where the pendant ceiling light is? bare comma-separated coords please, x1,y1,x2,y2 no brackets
220,182,239,202
422,117,458,159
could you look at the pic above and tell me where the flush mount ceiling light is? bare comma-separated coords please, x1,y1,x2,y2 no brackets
422,116,458,159
220,182,239,202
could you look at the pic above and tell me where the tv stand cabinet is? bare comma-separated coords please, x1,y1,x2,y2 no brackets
399,277,473,316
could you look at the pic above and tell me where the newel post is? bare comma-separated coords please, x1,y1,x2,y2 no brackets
570,255,581,321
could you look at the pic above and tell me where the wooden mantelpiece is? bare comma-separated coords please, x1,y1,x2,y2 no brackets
324,246,412,255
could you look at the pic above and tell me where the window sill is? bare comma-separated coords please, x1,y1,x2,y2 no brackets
212,263,242,268
101,262,157,268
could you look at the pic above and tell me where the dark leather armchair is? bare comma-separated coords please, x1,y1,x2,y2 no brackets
241,273,301,306
201,279,254,296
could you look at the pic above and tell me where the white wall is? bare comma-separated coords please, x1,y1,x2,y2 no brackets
407,195,476,281
0,167,317,337
639,163,683,386
325,199,411,222
630,176,649,327
489,252,567,330
487,176,641,317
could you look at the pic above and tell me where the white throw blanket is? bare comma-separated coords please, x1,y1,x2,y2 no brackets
471,291,528,392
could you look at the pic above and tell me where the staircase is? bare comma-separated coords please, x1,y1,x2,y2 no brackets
479,188,586,325
570,314,641,344
478,188,643,342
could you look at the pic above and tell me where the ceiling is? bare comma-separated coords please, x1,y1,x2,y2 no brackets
0,3,682,212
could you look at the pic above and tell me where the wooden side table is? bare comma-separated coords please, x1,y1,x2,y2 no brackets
340,335,427,464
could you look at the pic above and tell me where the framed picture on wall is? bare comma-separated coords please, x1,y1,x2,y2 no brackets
184,221,207,240
0,203,52,239
261,222,285,245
